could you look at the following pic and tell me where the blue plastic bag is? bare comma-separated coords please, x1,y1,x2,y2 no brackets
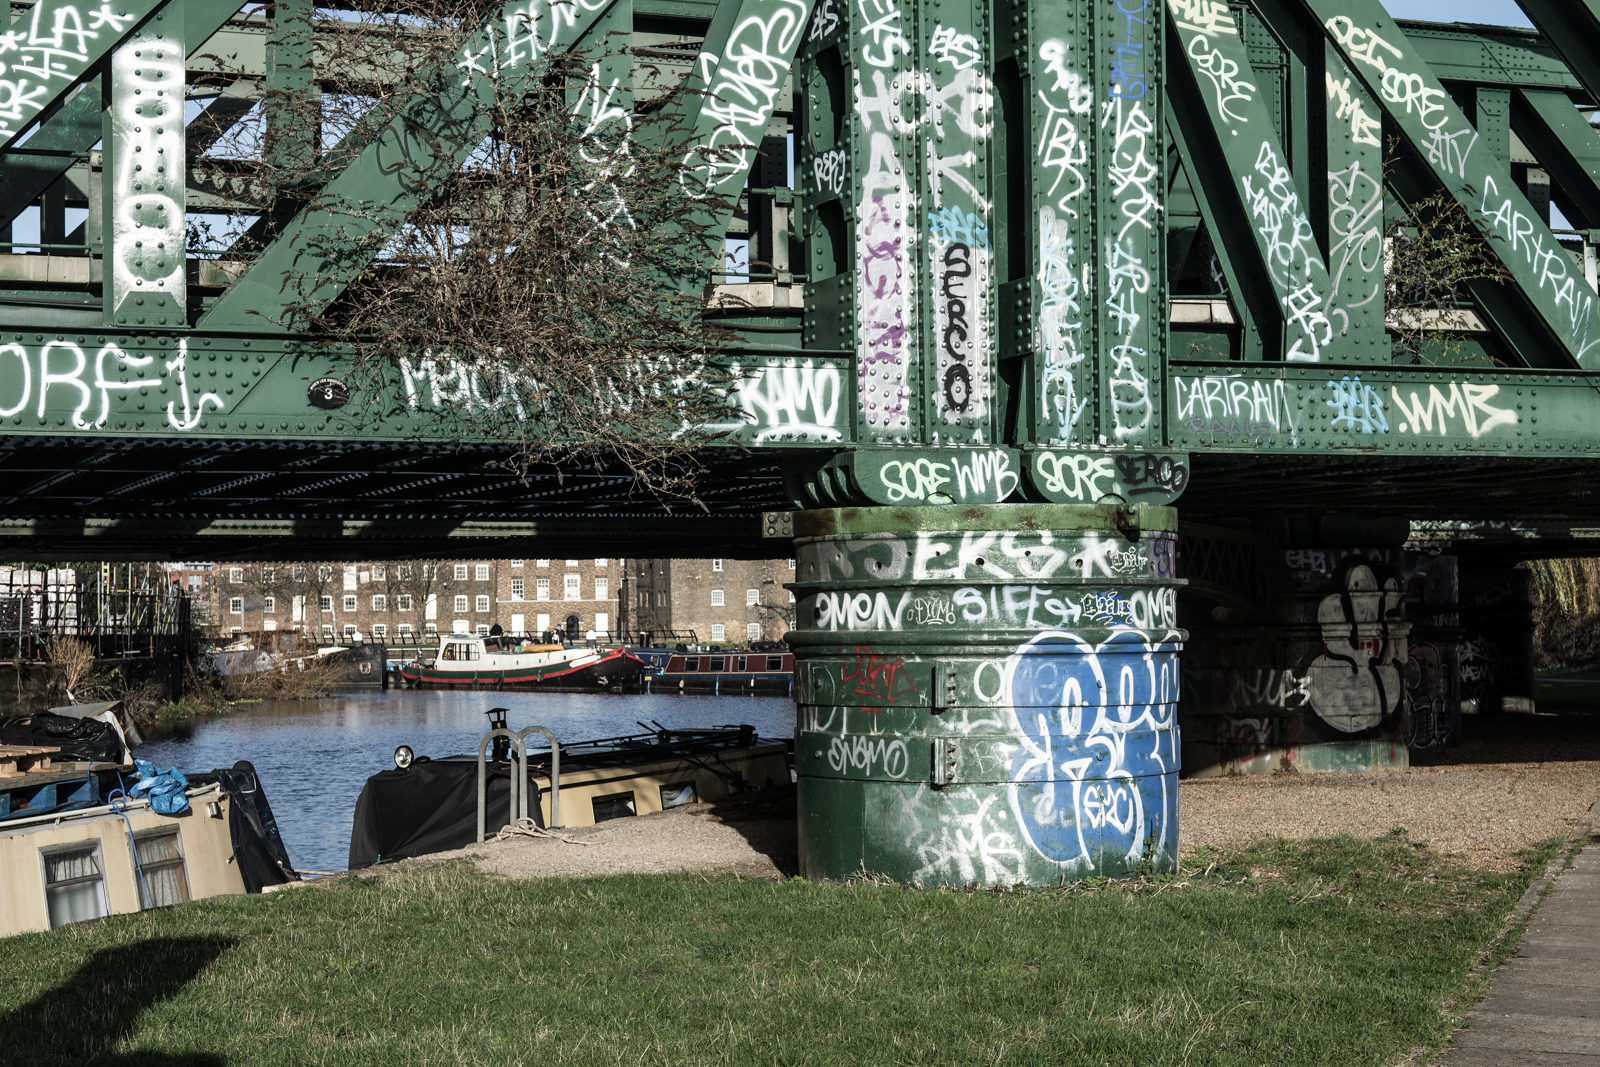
129,758,190,816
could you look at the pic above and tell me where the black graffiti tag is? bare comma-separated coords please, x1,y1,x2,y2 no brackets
941,242,973,412
1114,452,1189,496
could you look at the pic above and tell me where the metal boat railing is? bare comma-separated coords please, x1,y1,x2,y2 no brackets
475,729,527,842
517,725,561,829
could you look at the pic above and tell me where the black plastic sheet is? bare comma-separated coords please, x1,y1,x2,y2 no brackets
348,758,542,869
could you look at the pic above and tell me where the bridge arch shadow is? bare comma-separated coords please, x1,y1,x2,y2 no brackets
0,935,235,1066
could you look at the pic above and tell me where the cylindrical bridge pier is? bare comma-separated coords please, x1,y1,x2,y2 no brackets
789,504,1186,885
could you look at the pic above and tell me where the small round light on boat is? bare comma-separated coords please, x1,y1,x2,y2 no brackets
394,745,414,770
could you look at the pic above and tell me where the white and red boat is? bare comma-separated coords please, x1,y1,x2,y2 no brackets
398,635,645,692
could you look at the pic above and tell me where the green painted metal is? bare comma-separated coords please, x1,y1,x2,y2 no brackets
1400,19,1581,93
1513,0,1600,105
1323,44,1387,360
1514,89,1600,227
790,503,1184,884
1167,3,1354,364
1308,0,1600,368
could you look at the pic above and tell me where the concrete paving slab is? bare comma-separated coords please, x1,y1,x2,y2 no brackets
1453,1030,1600,1055
1462,1013,1600,1038
1441,1050,1600,1067
1473,996,1600,1021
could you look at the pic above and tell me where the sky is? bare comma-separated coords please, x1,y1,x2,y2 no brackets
1380,0,1533,26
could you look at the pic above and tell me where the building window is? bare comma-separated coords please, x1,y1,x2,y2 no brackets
454,564,469,581
536,613,550,632
42,844,107,928
398,594,414,611
453,620,470,633
595,558,607,566
343,595,357,613
373,624,388,638
788,559,796,570
476,624,491,636
476,595,490,613
565,559,579,566
398,565,413,579
319,595,333,613
711,624,725,642
454,595,468,613
789,590,796,603
321,624,333,637
318,565,333,581
536,578,549,600
231,627,242,636
228,597,243,615
262,566,275,584
344,624,357,636
595,578,609,600
398,623,413,636
371,595,386,612
747,623,762,641
131,830,188,909
511,560,524,567
711,589,725,607
476,564,490,581
511,578,524,600
263,597,275,614
229,567,243,583
536,559,549,567
372,565,386,581
746,588,759,605
292,565,306,580
712,559,723,572
594,612,609,632
564,574,580,599
425,622,438,636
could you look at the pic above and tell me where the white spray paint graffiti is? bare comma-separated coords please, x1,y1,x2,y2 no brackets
875,448,1018,503
811,148,848,196
1326,70,1381,148
1032,451,1114,502
110,33,185,316
950,585,1174,630
829,735,909,778
1174,374,1299,446
0,339,223,431
1388,382,1517,439
1326,159,1384,325
0,0,140,140
1103,93,1158,440
855,55,916,434
807,0,839,41
813,589,910,631
1326,13,1599,363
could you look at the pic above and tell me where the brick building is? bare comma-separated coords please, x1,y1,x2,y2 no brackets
211,558,623,643
627,558,796,648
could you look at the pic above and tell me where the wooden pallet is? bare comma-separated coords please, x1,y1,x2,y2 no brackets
0,745,62,778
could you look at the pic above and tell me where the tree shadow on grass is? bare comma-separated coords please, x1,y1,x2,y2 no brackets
0,936,235,1067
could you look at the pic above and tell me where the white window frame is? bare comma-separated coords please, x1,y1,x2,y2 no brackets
711,624,725,642
453,595,469,613
398,594,413,611
475,595,490,613
371,594,386,612
263,596,275,614
712,559,724,572
319,595,333,612
228,597,243,615
511,578,525,601
564,574,581,600
710,589,725,607
476,564,491,581
229,567,243,583
536,559,549,567
342,595,358,613
747,623,762,641
42,841,108,928
595,578,609,601
454,564,469,581
595,558,607,566
536,578,550,600
511,560,525,567
746,588,759,605
372,623,388,638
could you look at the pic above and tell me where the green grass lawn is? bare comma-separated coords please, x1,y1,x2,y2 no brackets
0,832,1561,1067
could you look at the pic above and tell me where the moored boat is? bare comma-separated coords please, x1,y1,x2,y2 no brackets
648,647,794,694
397,634,646,692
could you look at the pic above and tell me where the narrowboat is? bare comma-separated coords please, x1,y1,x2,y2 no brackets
0,702,298,935
648,648,795,694
348,713,792,866
397,634,647,692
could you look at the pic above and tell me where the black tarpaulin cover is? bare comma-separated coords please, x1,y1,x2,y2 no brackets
0,711,123,763
347,758,542,869
188,760,299,893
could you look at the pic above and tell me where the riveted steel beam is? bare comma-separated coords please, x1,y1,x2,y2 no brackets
1306,0,1600,369
1514,1,1600,106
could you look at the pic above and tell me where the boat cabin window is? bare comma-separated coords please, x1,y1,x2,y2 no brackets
132,829,189,908
591,791,636,822
710,657,725,672
684,657,699,671
440,642,481,662
767,656,784,672
660,782,698,809
736,656,747,672
42,843,107,928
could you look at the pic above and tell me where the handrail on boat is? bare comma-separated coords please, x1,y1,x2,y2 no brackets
517,725,561,828
476,729,528,843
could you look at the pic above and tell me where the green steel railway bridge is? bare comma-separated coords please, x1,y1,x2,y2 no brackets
4,0,1600,883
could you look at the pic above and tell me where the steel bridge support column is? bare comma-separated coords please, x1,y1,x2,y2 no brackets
789,504,1185,886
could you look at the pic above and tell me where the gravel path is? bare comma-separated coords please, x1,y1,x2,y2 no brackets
377,717,1600,881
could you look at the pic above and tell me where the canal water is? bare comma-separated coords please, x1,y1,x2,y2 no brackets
136,689,796,876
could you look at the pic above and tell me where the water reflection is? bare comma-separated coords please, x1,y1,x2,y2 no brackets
136,689,796,876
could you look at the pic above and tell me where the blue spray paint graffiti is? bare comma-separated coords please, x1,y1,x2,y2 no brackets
1002,628,1181,873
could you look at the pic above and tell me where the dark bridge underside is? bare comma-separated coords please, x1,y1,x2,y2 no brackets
4,438,1600,561
0,438,792,560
